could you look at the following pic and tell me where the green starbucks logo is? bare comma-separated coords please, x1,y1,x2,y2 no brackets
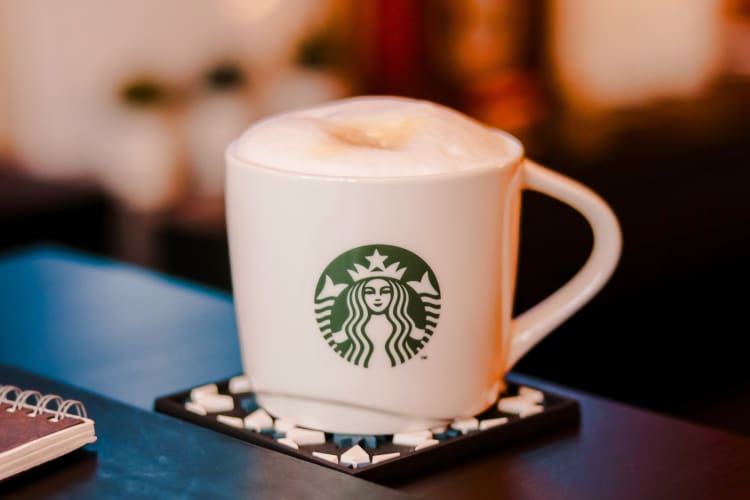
314,244,441,368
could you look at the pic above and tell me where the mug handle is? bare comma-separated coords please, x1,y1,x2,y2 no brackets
506,160,623,368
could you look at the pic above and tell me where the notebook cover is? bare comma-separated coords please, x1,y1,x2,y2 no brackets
0,403,83,454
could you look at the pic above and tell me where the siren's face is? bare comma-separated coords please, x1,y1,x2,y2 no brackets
363,278,392,314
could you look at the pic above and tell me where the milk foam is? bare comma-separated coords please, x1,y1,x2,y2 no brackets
230,96,520,177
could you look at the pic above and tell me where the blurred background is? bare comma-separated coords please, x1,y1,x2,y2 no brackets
1,0,748,435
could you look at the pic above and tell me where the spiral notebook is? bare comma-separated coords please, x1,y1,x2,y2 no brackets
0,384,97,481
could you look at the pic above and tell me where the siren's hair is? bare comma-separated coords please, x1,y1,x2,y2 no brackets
340,281,372,367
338,277,418,367
383,279,418,366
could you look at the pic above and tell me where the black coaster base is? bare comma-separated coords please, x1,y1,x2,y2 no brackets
154,375,579,483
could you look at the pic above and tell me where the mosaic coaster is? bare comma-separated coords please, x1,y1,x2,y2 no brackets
154,374,579,482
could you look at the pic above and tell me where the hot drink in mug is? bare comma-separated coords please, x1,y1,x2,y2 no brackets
225,96,621,434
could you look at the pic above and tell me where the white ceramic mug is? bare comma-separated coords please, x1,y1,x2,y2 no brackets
225,99,621,434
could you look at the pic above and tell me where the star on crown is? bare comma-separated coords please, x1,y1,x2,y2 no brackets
347,249,406,282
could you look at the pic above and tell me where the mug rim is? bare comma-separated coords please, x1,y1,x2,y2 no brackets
225,128,525,183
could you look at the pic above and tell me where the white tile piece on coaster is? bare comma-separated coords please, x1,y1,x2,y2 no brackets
430,425,447,434
193,393,234,413
274,419,296,433
286,428,326,446
371,452,401,464
450,418,479,434
184,401,207,416
518,386,545,404
414,439,439,451
479,417,509,431
520,405,544,418
190,383,218,401
216,414,244,429
392,430,433,447
497,395,537,415
277,437,299,450
312,451,339,464
340,445,370,469
228,375,253,394
244,408,274,432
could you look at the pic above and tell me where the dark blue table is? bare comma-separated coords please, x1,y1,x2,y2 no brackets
0,244,241,410
0,364,412,500
2,245,749,499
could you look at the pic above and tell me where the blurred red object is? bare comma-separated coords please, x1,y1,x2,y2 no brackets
351,0,445,100
462,70,545,139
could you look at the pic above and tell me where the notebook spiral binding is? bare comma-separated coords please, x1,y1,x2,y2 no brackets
0,385,88,422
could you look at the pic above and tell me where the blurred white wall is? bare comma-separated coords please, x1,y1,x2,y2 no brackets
0,0,324,180
550,0,724,112
0,1,9,157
